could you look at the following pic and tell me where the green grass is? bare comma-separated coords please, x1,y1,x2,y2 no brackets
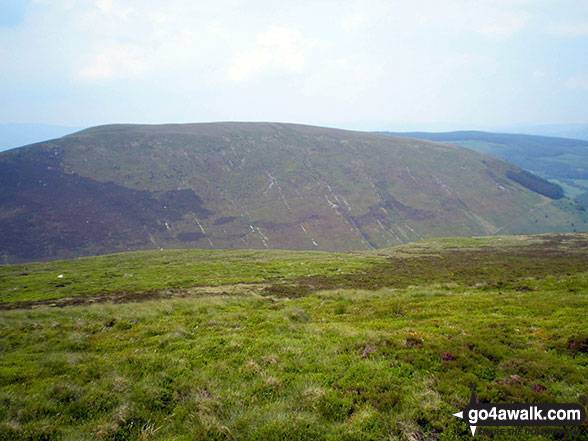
1,233,587,440
0,249,376,304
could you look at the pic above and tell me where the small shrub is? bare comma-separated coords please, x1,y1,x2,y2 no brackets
317,392,354,422
288,309,310,323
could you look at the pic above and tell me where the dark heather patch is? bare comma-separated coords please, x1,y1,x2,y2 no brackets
262,237,588,297
155,189,210,220
0,157,209,261
177,232,205,242
0,285,256,310
214,216,236,225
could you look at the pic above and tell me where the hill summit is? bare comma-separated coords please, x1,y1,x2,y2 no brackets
1,122,586,262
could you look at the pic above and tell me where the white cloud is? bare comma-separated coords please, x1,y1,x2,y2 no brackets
567,73,588,90
474,12,527,38
94,0,112,13
71,1,228,82
77,41,148,80
341,13,367,33
227,49,272,82
86,0,136,28
443,2,529,39
547,22,588,37
301,58,385,104
532,69,546,80
257,26,301,48
368,0,529,40
227,26,309,82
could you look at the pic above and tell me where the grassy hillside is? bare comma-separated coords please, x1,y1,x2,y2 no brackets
576,192,588,209
2,123,587,263
1,233,587,440
381,131,588,198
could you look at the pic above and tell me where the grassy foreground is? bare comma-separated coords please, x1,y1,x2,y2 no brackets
1,234,587,440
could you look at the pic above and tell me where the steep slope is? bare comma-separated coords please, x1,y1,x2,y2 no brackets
1,122,587,262
381,130,588,197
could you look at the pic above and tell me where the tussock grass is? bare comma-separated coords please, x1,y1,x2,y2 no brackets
0,249,375,304
1,285,587,440
1,234,587,440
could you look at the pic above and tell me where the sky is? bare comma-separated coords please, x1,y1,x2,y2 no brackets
0,0,587,131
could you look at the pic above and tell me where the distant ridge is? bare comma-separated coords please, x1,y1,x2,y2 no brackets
1,122,587,262
501,123,588,141
380,130,588,198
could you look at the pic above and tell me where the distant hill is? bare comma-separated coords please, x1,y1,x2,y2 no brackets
380,130,588,198
504,123,588,141
0,123,84,152
1,122,587,263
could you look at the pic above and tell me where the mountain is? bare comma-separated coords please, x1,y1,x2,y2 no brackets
0,123,84,152
380,130,588,198
1,122,587,263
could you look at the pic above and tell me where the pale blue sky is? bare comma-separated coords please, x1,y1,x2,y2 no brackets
1,0,587,131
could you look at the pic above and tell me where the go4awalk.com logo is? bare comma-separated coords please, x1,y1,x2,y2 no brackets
452,384,586,436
